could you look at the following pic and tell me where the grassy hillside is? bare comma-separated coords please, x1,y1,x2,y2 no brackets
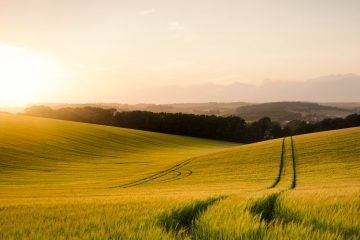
294,127,360,189
0,113,359,239
197,129,360,239
0,113,237,197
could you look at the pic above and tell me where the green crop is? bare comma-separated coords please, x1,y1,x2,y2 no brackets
0,113,359,239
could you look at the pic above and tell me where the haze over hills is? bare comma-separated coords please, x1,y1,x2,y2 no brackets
14,74,359,123
235,102,355,122
118,74,360,103
29,101,359,123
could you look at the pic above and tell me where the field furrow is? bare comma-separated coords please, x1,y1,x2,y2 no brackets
0,114,359,239
114,159,193,188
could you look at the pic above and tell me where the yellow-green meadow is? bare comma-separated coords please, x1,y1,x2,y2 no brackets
1,113,359,239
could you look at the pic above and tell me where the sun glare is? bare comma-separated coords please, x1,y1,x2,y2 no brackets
0,43,61,107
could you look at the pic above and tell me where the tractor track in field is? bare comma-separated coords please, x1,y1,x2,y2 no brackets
269,137,296,189
269,137,286,188
161,137,299,240
248,136,298,228
114,136,297,189
111,159,193,188
158,170,193,183
290,136,296,189
159,196,226,239
158,170,182,182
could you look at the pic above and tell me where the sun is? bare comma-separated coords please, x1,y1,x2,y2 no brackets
0,43,60,107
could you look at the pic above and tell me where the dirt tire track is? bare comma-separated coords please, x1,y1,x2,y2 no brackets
290,136,297,189
159,170,193,183
269,137,286,188
157,170,182,183
159,196,226,239
248,136,298,227
112,159,193,188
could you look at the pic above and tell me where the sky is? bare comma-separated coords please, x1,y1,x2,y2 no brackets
0,0,360,106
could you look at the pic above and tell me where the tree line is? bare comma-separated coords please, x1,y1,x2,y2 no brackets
24,106,360,143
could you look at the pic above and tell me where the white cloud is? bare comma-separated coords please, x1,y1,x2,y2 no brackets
167,21,193,42
167,21,184,31
135,8,156,16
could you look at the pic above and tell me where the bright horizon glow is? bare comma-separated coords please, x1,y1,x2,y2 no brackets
0,44,62,107
0,1,359,105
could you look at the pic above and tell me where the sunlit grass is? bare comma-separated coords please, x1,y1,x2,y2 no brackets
0,113,359,239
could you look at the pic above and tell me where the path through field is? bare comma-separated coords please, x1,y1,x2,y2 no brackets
270,136,296,190
0,114,359,239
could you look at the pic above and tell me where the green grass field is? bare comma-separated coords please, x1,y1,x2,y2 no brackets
0,113,359,239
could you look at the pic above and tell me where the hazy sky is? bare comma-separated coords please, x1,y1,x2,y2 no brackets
0,0,360,105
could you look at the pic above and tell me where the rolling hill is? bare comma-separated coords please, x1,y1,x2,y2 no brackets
0,113,359,239
0,113,236,197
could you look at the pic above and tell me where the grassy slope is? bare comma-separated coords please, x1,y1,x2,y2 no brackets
293,127,360,190
0,113,237,196
0,113,286,197
0,113,359,239
196,129,360,239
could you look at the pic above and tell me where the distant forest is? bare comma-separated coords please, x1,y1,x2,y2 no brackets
24,106,360,143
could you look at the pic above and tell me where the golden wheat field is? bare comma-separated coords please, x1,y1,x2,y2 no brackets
0,113,359,239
